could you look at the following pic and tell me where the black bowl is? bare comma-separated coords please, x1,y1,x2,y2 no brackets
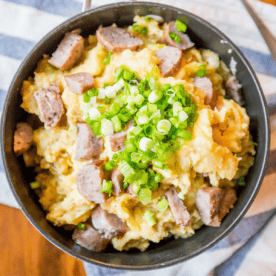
1,2,270,270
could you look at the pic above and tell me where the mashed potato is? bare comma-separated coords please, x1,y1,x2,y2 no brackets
19,16,255,252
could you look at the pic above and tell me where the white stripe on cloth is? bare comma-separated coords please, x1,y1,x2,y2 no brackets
0,1,67,43
0,55,21,91
235,215,276,276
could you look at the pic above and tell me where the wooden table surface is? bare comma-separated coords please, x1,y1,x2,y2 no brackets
1,1,276,275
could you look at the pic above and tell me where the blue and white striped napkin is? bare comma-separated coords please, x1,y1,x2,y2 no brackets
0,0,276,275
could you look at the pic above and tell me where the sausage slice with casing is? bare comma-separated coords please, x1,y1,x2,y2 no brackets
91,206,128,239
65,73,94,94
164,21,194,50
75,122,103,161
72,221,110,252
155,46,183,77
34,83,64,130
111,169,124,196
13,122,33,156
196,187,237,227
96,26,143,53
165,188,191,227
76,160,107,204
225,76,244,106
48,30,84,70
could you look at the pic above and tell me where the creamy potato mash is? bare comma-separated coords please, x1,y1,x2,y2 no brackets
17,16,255,252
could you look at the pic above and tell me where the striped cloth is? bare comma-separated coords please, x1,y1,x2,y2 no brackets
0,0,276,275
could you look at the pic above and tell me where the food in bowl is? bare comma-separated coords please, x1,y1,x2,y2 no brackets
13,16,256,252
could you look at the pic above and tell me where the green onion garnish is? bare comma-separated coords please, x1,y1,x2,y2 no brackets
104,160,116,171
238,177,246,186
133,24,148,35
196,64,207,77
145,17,153,23
103,52,113,65
68,126,77,134
169,32,181,43
144,210,156,226
175,20,187,33
156,198,169,212
253,142,258,146
101,180,113,195
77,223,86,230
30,182,40,189
138,188,152,205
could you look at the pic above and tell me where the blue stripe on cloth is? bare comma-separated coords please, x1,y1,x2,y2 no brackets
210,208,276,251
4,0,81,17
0,34,35,61
212,210,276,276
83,263,126,276
239,46,276,78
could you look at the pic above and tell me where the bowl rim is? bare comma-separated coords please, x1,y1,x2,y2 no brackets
1,1,270,270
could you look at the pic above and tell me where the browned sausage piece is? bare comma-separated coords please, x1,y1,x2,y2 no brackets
165,188,191,227
48,31,84,70
13,123,33,156
64,73,94,95
34,83,64,130
91,206,128,239
164,21,194,50
96,26,143,53
72,221,110,252
225,76,244,106
111,169,124,196
194,76,217,108
76,160,107,204
155,46,183,77
109,120,134,152
75,123,103,161
196,187,237,227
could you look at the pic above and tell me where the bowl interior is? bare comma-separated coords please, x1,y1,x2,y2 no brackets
1,2,269,270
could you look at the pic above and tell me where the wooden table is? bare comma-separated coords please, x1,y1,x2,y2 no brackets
1,1,276,275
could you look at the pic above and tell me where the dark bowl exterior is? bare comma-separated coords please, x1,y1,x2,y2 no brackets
1,2,270,270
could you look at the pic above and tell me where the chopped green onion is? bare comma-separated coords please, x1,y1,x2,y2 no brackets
178,110,188,122
133,24,148,35
177,129,193,140
129,126,143,136
129,85,139,95
104,83,110,88
69,126,77,134
103,52,113,65
177,192,185,200
139,137,153,151
77,223,86,230
123,182,129,189
157,198,169,212
135,94,145,105
175,20,187,33
253,142,258,146
238,177,246,186
101,119,114,136
149,77,158,90
118,161,135,181
132,182,141,194
144,210,156,226
169,32,181,43
196,64,207,77
89,107,101,120
137,114,150,125
138,188,152,205
148,90,162,103
104,160,116,171
145,16,153,23
157,119,171,134
173,102,183,116
111,115,122,132
30,182,40,189
86,87,99,98
101,180,113,195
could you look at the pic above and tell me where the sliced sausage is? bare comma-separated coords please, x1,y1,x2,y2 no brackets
91,206,128,239
48,31,84,70
96,26,143,53
111,169,124,196
72,221,110,252
34,83,64,130
13,123,33,156
109,120,134,152
164,21,194,50
196,187,237,227
64,73,94,95
155,46,183,77
165,188,191,227
75,123,103,161
225,76,244,106
76,160,107,204
194,76,217,108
